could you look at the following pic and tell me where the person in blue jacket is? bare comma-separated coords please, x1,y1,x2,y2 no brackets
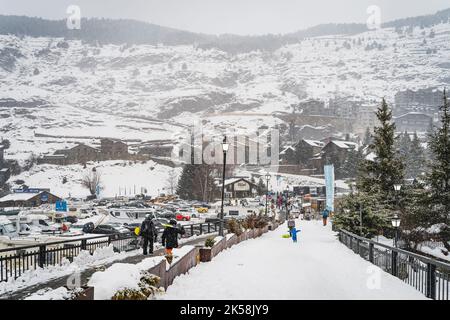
290,227,301,243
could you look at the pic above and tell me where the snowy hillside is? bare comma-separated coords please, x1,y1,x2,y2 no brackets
1,19,449,194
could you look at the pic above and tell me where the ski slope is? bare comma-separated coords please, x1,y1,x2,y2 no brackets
163,219,427,300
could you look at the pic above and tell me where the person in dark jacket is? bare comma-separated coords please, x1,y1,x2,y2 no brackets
322,208,330,226
161,219,185,255
140,214,157,255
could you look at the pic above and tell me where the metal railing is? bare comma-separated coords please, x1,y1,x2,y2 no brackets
0,221,220,283
339,229,450,300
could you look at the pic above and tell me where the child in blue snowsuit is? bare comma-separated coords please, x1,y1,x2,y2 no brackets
290,227,301,243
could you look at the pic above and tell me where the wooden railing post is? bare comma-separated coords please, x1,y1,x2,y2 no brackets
369,243,374,263
426,263,436,299
199,223,203,235
391,250,398,277
190,225,194,237
81,239,87,251
38,245,46,268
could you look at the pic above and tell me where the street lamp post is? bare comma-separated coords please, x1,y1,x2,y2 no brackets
391,214,401,247
392,184,402,246
219,136,229,237
285,186,290,221
265,172,271,216
394,184,402,209
359,203,363,236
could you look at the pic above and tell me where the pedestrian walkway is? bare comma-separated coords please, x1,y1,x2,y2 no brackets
163,220,427,299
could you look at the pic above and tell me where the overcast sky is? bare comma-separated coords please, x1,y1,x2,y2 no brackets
1,0,449,35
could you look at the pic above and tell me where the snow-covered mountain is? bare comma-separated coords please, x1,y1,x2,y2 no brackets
0,13,449,197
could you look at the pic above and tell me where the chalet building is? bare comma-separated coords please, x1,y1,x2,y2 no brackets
395,88,442,116
355,104,378,135
301,99,333,116
0,168,10,186
0,146,10,186
100,139,128,160
322,140,358,162
218,177,258,199
279,146,296,164
0,190,61,208
54,144,100,164
139,145,174,158
38,154,67,165
38,139,129,165
311,140,359,174
394,112,433,133
288,139,324,167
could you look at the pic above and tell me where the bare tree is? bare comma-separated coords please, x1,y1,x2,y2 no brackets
165,169,178,195
81,169,102,196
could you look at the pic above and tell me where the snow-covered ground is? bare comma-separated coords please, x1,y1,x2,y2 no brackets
0,244,148,296
163,220,427,300
10,160,181,198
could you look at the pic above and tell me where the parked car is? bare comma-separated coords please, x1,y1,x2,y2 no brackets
176,212,191,221
156,211,176,220
196,207,208,213
177,208,198,218
90,224,131,238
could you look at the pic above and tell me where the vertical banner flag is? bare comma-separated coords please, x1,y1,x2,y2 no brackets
324,164,335,212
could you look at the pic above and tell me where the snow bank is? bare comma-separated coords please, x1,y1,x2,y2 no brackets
24,287,77,300
0,245,141,296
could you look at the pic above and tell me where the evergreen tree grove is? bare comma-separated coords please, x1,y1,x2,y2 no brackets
357,98,405,203
424,89,450,251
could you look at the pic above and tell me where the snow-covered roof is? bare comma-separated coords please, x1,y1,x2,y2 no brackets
365,152,376,161
280,146,295,155
394,112,432,119
217,177,255,187
0,192,41,202
303,140,324,148
329,140,359,150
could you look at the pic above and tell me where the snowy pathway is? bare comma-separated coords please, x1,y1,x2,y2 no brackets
163,220,427,300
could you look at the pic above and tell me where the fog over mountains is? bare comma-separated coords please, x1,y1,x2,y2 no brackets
0,8,449,53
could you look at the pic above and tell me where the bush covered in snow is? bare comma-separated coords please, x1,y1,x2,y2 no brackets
204,237,215,248
112,271,163,300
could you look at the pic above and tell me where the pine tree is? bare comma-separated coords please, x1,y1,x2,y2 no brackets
362,127,373,146
176,164,196,200
257,178,266,196
424,89,450,251
357,98,405,204
408,132,426,179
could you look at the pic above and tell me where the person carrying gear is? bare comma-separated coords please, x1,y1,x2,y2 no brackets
140,214,157,255
161,219,185,257
290,227,301,243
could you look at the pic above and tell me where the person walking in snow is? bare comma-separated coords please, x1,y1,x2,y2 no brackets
140,214,157,255
322,207,330,226
290,227,301,243
161,219,185,256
